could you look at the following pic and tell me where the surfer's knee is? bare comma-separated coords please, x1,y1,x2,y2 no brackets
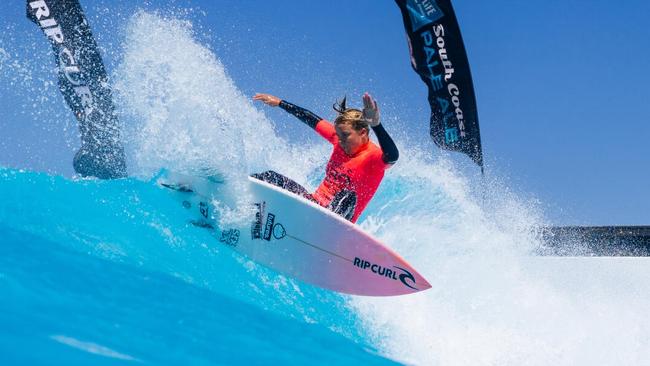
329,190,357,221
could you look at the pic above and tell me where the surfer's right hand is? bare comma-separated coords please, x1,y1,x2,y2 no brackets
253,93,281,107
362,92,380,127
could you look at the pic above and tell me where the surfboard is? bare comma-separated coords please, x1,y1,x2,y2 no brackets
157,170,431,296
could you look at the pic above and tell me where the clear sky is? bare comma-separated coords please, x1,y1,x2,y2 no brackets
1,0,649,225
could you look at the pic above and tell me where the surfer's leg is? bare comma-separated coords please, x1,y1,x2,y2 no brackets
328,190,357,221
251,171,310,197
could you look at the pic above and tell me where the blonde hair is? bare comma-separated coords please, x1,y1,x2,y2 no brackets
333,97,368,132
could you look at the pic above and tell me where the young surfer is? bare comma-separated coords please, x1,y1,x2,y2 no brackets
252,92,399,223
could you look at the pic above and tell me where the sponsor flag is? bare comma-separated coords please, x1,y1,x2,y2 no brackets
395,0,484,169
27,0,127,178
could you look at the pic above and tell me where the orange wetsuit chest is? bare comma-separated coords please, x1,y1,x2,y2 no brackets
311,120,389,222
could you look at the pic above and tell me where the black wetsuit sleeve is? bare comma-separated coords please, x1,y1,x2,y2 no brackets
279,100,323,129
372,124,399,165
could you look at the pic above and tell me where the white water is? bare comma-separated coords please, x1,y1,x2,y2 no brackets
114,12,327,224
108,11,650,366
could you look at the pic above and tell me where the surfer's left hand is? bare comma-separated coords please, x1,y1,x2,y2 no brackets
362,92,380,127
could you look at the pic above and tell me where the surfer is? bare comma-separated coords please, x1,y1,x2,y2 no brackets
252,92,398,223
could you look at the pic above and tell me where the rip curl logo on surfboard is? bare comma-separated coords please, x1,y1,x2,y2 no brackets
353,257,418,290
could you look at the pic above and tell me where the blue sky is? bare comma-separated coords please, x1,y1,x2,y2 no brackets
1,0,649,225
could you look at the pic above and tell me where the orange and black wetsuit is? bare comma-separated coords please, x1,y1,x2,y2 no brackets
252,100,398,223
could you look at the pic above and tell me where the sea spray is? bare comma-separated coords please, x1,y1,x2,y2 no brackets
113,11,327,226
352,151,650,365
3,8,649,366
108,12,650,365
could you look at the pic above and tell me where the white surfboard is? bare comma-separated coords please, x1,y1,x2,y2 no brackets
158,170,431,296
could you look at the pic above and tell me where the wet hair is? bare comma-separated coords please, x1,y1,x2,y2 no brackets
332,96,369,132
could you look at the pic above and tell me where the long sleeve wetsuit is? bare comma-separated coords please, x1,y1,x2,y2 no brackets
261,99,398,222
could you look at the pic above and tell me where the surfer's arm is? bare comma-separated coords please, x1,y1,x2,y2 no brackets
372,124,399,165
253,94,335,143
361,92,397,164
278,100,323,129
279,100,337,143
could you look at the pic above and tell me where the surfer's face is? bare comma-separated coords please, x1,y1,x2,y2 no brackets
335,122,368,155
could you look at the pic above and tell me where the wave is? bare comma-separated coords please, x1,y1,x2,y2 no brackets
0,209,393,365
2,9,650,365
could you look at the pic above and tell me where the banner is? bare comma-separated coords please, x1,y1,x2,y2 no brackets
395,0,483,169
27,0,127,178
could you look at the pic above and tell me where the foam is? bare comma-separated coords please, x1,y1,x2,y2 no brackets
107,11,650,365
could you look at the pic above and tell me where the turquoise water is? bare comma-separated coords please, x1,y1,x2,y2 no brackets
3,9,650,365
3,168,650,365
0,168,396,365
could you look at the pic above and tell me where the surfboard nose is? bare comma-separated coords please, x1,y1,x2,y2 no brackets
346,258,432,296
416,274,432,292
400,265,432,295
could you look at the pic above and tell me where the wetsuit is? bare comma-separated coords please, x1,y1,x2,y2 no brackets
253,100,399,223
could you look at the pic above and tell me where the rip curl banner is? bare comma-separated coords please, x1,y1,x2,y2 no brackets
395,0,483,169
27,0,127,179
